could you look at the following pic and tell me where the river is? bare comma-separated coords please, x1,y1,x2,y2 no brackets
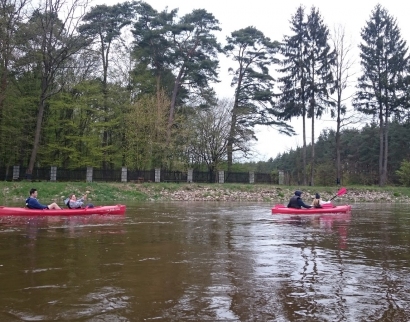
0,202,409,321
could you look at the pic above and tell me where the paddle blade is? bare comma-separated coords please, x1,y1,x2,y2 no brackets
337,187,347,196
330,187,347,201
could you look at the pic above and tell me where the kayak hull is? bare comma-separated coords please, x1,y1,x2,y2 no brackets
0,204,126,216
272,204,351,215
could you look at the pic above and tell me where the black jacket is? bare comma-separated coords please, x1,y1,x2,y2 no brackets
287,194,312,209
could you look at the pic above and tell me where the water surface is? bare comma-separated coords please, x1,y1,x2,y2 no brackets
0,202,410,321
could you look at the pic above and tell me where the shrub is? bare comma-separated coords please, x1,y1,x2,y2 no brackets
396,160,410,186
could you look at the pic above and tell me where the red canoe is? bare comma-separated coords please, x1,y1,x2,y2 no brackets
0,204,126,216
272,204,351,215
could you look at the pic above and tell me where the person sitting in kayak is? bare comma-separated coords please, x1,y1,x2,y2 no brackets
287,190,312,209
312,193,332,208
65,192,94,209
26,188,62,210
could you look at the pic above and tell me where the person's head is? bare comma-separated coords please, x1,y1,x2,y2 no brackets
29,188,37,197
69,194,77,201
315,193,320,199
295,190,302,197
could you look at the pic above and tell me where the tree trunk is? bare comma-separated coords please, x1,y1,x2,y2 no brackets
227,113,237,173
336,103,341,185
156,74,161,138
101,43,109,170
0,59,8,111
167,66,184,143
227,69,244,172
27,87,47,176
378,103,384,186
381,111,389,186
0,64,5,147
209,165,215,183
302,110,307,186
310,98,315,186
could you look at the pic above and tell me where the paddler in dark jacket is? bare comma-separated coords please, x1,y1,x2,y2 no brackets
287,190,312,209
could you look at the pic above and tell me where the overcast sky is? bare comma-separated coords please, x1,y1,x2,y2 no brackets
100,0,410,161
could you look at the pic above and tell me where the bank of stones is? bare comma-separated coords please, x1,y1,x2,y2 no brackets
139,186,410,203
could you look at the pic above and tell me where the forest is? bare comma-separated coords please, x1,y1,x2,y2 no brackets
1,0,409,186
246,122,410,186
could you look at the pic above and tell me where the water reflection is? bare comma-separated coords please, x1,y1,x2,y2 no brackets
268,212,353,320
1,202,410,321
274,212,351,249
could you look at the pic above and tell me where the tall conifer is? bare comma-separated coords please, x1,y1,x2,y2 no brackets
354,4,410,186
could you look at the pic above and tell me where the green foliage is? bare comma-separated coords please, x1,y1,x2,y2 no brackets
225,26,293,170
314,161,336,186
124,92,169,169
0,181,148,203
268,122,410,186
396,160,410,186
278,6,335,185
132,2,176,98
3,181,410,204
79,2,133,44
270,170,279,184
3,0,410,184
0,74,38,167
354,4,410,186
278,6,308,122
225,26,280,125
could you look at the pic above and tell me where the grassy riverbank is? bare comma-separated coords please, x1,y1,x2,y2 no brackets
1,181,410,204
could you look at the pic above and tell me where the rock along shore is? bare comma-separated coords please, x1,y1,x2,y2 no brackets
137,185,410,203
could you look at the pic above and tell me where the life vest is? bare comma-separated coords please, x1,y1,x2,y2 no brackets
288,195,301,208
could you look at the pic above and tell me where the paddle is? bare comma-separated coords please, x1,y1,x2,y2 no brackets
329,187,347,201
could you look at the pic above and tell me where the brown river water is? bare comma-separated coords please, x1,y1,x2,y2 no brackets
0,202,410,321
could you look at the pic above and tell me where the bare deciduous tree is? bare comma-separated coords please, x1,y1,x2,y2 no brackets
330,24,355,185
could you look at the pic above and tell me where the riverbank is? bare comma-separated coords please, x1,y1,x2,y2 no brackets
1,181,410,204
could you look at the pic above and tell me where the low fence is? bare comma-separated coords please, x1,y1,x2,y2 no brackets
0,166,280,184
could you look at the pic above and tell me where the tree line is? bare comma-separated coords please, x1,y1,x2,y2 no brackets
247,121,410,186
0,1,409,186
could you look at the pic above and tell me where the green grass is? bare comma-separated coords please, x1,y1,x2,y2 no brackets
1,181,410,204
0,181,148,203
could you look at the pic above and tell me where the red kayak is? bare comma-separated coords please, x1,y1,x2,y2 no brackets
272,203,351,215
0,204,126,216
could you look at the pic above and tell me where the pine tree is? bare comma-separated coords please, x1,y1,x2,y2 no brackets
354,4,410,186
224,26,292,171
278,6,334,186
304,6,335,186
166,9,221,143
278,6,309,184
